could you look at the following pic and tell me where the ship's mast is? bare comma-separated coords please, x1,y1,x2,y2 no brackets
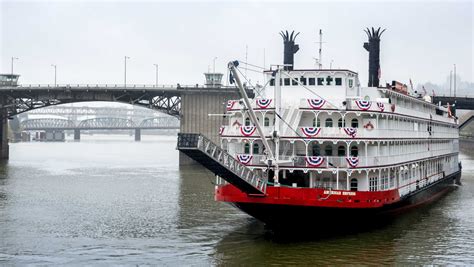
274,67,282,183
318,29,323,69
228,61,278,181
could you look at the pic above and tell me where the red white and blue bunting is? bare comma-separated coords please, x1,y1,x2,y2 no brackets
307,98,326,110
226,100,236,111
237,154,253,165
240,126,256,136
355,100,372,111
219,126,225,135
343,127,357,138
301,127,322,138
346,157,359,168
305,156,325,167
377,102,385,112
256,99,272,109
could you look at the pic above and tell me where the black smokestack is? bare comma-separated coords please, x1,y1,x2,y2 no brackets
280,30,300,71
363,27,385,87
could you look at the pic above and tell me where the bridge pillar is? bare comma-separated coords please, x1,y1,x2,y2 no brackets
135,128,141,141
0,109,9,159
179,88,240,165
74,129,80,141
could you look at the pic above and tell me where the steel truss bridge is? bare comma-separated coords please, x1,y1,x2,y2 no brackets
20,116,179,131
24,105,163,118
0,84,239,119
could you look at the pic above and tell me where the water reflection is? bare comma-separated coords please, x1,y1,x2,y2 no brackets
0,137,473,265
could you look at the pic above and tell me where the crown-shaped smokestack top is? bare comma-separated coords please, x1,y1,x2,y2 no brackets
363,27,386,87
280,30,300,71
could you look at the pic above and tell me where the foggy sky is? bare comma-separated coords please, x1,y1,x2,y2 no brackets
1,0,473,88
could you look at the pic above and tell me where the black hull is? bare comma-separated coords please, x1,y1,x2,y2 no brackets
232,171,461,230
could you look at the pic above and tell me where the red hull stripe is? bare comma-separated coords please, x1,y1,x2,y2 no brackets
216,184,401,208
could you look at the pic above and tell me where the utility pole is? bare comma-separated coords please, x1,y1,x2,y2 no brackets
51,64,57,86
453,64,456,97
11,57,18,75
449,70,452,96
153,64,158,86
124,56,130,87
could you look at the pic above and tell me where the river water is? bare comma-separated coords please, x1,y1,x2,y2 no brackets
1,135,473,265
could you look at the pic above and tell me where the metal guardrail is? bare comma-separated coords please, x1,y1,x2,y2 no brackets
178,133,267,194
8,84,239,90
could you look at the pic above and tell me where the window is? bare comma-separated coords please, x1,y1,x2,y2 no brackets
312,118,320,127
369,177,378,191
338,146,346,156
270,79,275,86
324,145,333,156
338,118,343,128
312,144,321,156
317,78,324,85
325,118,333,127
350,178,358,191
253,143,259,154
308,78,316,85
244,143,250,154
264,117,270,127
292,78,298,86
284,78,290,86
351,118,359,128
245,117,251,126
326,76,333,85
350,146,358,157
300,77,307,85
335,78,342,86
348,79,354,88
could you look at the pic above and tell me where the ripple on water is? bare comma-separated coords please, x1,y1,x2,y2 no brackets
1,137,474,265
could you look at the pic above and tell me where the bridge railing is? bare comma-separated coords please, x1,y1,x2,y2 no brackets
12,84,238,90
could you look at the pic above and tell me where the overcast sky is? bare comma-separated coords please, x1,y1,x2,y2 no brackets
1,0,472,88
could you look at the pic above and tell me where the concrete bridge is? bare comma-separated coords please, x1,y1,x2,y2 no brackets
0,79,246,161
20,116,179,141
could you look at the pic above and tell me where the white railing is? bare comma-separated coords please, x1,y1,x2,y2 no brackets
241,147,455,169
221,125,458,139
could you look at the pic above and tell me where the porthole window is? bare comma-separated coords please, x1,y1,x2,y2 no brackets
335,78,342,86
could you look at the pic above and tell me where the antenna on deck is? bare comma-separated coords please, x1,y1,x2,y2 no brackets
314,29,324,69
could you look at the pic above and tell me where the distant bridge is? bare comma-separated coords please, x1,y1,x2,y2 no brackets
24,105,162,118
20,117,179,131
432,96,474,110
0,83,243,159
20,116,180,141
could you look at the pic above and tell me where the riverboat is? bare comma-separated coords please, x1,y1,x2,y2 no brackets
178,28,461,229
